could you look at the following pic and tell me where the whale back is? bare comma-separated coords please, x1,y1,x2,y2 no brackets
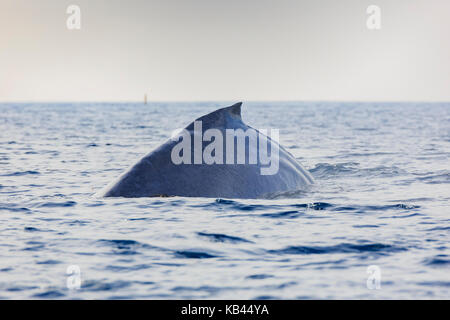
100,103,314,199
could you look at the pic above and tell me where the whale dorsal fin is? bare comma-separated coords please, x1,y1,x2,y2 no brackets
226,102,242,118
205,102,242,119
189,102,243,130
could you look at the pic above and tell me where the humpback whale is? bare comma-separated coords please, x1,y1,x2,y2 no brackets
99,102,314,199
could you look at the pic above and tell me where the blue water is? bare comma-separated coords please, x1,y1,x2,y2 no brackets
0,101,449,299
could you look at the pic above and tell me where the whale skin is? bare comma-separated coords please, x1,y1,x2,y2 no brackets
99,102,314,199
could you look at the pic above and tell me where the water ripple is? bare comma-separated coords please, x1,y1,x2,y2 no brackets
1,170,40,176
197,232,253,243
175,250,219,259
268,243,407,255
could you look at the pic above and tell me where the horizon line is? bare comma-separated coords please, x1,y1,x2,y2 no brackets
0,99,449,104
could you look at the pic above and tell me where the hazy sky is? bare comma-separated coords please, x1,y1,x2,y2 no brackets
1,0,449,102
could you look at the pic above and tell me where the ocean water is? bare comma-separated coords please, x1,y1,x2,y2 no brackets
0,101,449,299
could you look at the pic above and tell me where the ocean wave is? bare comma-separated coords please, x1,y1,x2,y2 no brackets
197,232,253,243
32,290,65,298
81,280,131,292
36,201,77,208
1,170,40,176
310,163,407,179
423,255,450,267
175,250,219,259
97,239,159,255
268,243,406,255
